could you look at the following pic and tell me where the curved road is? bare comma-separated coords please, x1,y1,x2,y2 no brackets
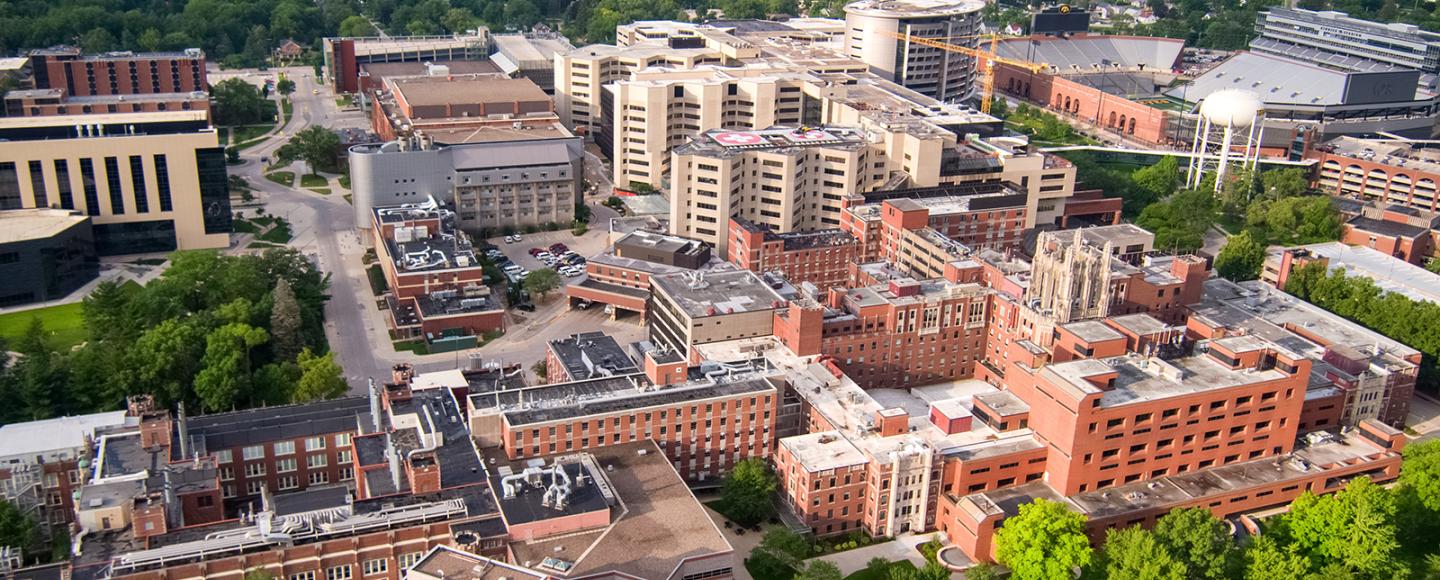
233,69,394,389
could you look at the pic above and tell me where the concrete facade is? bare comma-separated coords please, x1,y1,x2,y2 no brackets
0,112,231,255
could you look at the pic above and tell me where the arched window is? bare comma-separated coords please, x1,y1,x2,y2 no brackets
1129,118,1137,135
1109,111,1117,127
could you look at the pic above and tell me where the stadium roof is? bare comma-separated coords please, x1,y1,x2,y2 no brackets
995,35,1183,72
1165,51,1418,107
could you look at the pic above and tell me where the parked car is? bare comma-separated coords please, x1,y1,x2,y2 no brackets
575,299,593,309
514,302,537,312
529,247,546,257
502,263,522,273
549,243,569,253
505,234,522,243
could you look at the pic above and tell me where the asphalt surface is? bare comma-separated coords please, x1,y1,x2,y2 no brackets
232,68,394,389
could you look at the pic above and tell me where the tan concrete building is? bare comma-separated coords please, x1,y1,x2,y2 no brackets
670,126,893,253
553,43,728,135
0,111,230,255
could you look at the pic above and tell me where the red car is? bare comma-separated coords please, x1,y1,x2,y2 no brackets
549,243,569,253
528,248,546,257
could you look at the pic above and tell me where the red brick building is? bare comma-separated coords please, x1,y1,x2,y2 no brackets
3,89,210,118
371,205,505,340
29,48,207,97
728,217,858,290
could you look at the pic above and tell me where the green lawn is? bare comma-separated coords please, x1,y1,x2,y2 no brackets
393,340,429,355
844,560,916,580
307,188,331,195
256,218,293,244
336,95,354,108
248,241,285,249
338,174,351,189
281,98,293,120
343,194,353,205
266,172,295,186
230,124,272,144
0,302,89,351
300,174,327,188
232,219,261,234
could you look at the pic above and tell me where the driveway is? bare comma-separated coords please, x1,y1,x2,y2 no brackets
1407,392,1440,437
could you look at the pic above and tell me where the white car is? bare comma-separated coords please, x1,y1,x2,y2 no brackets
561,266,581,277
505,235,521,244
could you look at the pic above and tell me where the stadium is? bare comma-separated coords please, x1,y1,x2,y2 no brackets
994,34,1440,149
993,34,1188,145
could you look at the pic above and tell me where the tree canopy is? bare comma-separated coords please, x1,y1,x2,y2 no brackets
718,457,777,527
1153,507,1235,580
0,249,333,425
1135,188,1219,253
1098,526,1187,580
212,79,274,127
993,498,1093,580
1214,230,1266,282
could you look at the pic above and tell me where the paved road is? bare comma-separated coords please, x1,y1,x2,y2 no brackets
232,68,394,389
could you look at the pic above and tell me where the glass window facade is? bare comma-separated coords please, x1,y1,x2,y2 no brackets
79,158,99,216
27,161,47,208
154,154,173,212
54,160,73,210
104,157,124,214
93,220,176,256
128,155,149,213
195,148,232,234
0,162,20,210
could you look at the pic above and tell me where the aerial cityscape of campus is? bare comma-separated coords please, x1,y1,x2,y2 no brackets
4,0,1440,578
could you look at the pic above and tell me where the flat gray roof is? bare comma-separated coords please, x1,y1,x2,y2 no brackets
0,209,89,244
652,269,785,318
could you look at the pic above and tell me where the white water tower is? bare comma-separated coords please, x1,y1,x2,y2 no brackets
1186,89,1264,192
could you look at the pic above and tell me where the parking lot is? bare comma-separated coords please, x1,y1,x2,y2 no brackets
487,227,612,280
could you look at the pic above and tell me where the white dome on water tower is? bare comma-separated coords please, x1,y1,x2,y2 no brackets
1199,89,1262,128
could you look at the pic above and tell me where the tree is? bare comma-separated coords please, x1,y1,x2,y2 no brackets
1260,167,1309,200
244,568,277,580
1098,526,1187,580
758,526,811,568
194,322,269,411
524,268,562,298
1215,230,1266,282
794,560,843,580
993,498,1093,580
1243,536,1312,580
1153,507,1234,580
1426,258,1440,275
962,563,1003,580
292,349,346,402
442,8,477,33
285,126,341,174
888,561,950,580
338,15,378,36
1399,441,1440,513
0,501,37,561
719,458,776,526
275,76,296,96
530,360,549,381
1136,188,1218,253
1131,156,1182,211
1278,477,1407,579
865,557,891,577
211,78,272,126
270,279,303,361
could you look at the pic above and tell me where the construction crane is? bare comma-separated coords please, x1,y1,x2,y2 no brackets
883,31,1048,114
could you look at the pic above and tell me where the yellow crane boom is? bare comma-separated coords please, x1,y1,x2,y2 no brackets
884,31,1047,114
